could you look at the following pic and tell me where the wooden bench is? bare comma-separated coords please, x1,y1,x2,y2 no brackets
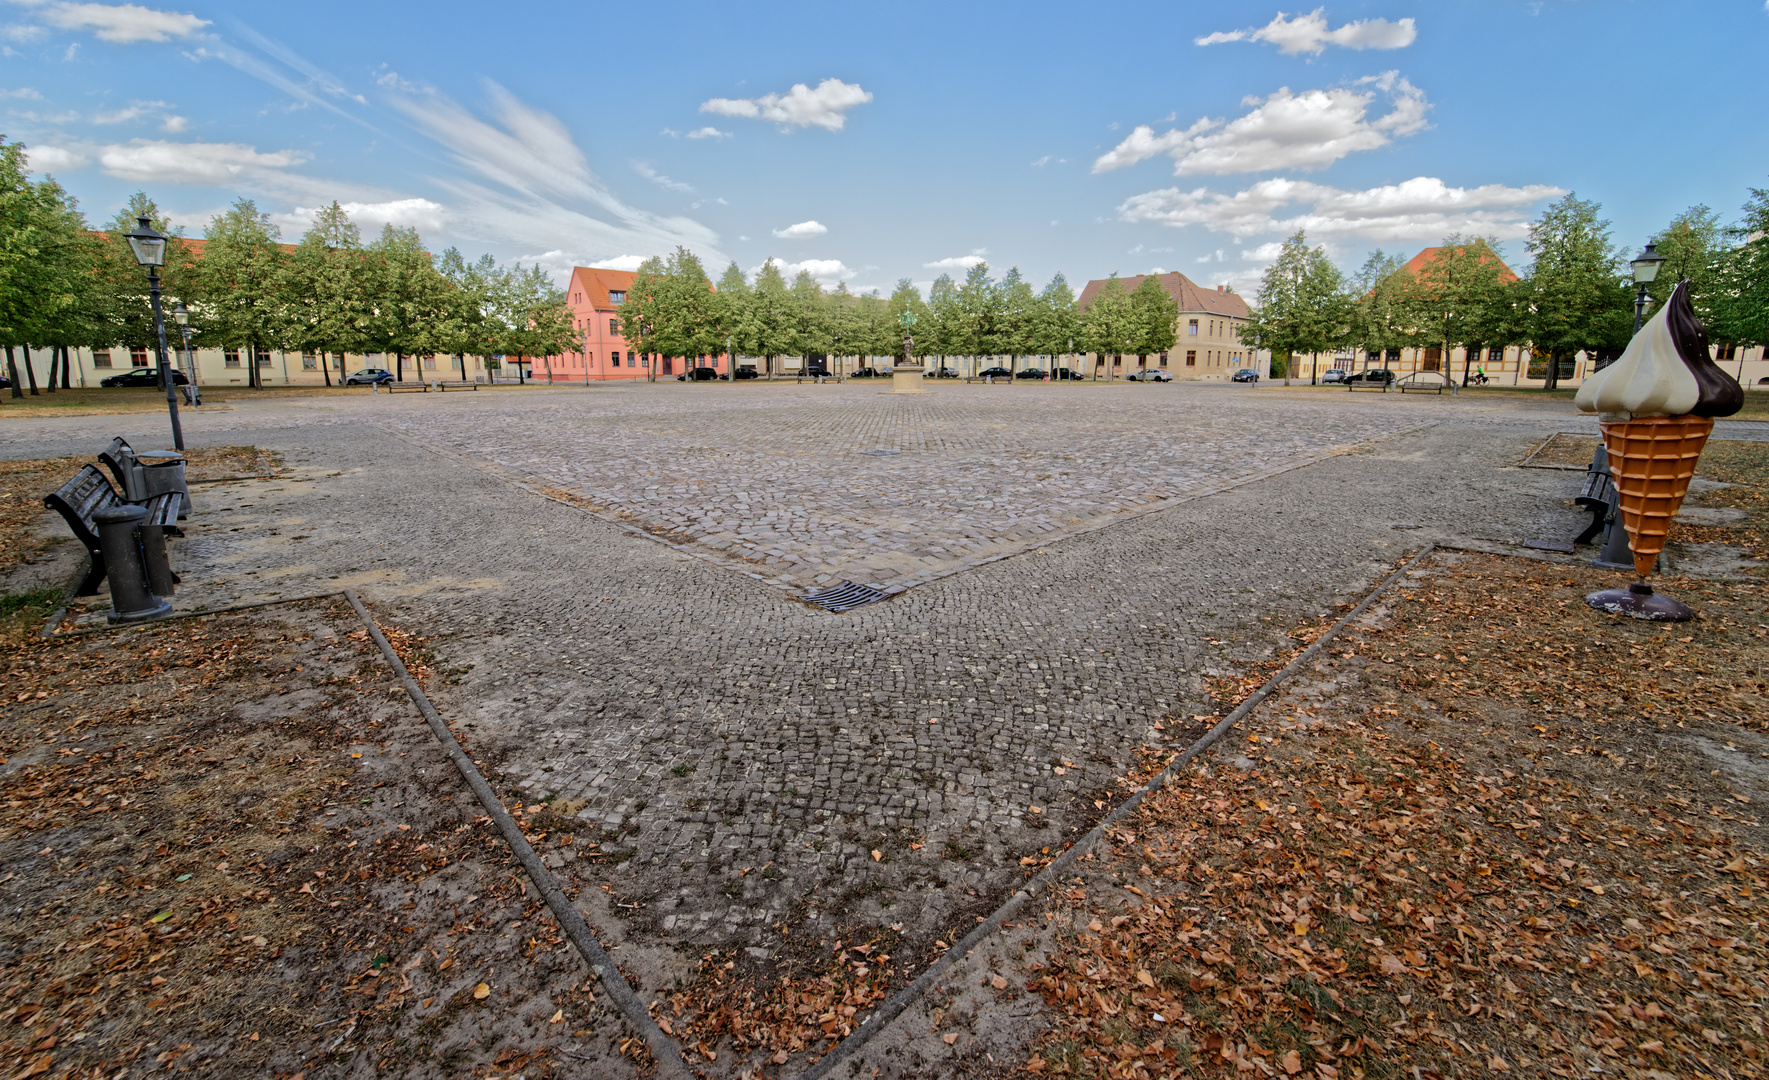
1398,371,1456,395
1574,445,1618,545
386,380,480,393
44,465,181,595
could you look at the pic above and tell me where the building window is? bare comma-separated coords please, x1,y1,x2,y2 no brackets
1185,350,1197,367
223,349,241,368
1159,352,1168,368
333,353,346,370
1188,319,1199,336
92,350,112,368
612,351,623,367
1716,342,1737,361
302,353,317,370
608,291,626,305
609,318,620,336
131,348,149,367
1487,346,1504,363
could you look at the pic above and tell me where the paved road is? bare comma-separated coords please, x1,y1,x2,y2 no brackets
4,383,1621,964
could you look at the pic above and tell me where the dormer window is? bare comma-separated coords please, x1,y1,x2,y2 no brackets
608,291,626,305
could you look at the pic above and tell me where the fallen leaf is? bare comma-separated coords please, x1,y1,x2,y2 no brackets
473,983,490,1000
991,975,1008,990
870,849,881,862
1282,1048,1304,1075
549,1009,563,1024
942,1033,958,1045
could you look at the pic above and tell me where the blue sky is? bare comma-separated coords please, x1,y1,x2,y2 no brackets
4,0,1766,297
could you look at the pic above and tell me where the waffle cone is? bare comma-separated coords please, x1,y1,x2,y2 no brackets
1599,415,1714,578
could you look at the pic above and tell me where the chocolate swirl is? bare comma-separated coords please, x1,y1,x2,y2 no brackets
1666,280,1744,418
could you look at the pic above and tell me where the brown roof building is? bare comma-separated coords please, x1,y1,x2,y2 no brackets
1075,271,1260,380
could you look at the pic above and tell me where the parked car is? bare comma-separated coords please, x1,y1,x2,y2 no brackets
851,367,883,378
733,367,760,380
1345,369,1396,388
1126,368,1173,382
1053,367,1083,380
1320,369,1351,384
926,366,959,378
101,368,187,387
1231,368,1260,383
1014,368,1049,379
977,366,1014,380
677,366,721,381
0,375,10,389
344,368,394,385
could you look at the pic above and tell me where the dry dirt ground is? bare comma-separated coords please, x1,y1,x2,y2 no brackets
1013,550,1768,1080
0,597,668,1080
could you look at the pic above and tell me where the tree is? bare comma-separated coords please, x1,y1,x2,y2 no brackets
0,138,91,398
1521,194,1627,390
1348,250,1408,369
749,259,794,377
788,269,829,366
923,274,958,368
953,262,999,373
1081,276,1135,377
363,223,454,383
1029,273,1079,373
199,198,285,389
712,261,753,376
281,202,368,387
1400,235,1512,386
1127,274,1179,373
994,267,1036,375
1709,185,1769,353
1649,204,1723,314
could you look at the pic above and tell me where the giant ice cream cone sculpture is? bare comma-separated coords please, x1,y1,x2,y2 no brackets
1575,281,1743,619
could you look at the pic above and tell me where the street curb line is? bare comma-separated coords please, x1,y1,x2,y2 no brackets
798,544,1437,1080
344,590,692,1080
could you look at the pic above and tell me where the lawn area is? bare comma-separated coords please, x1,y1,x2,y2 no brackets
1023,550,1768,1079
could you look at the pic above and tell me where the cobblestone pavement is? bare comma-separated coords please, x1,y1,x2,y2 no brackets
1,382,1728,1072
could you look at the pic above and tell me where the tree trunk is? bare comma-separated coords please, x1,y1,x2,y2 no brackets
1460,341,1472,387
1310,351,1318,385
321,350,333,387
5,346,19,399
396,353,405,383
1543,348,1560,391
60,346,72,389
22,345,40,395
44,345,56,393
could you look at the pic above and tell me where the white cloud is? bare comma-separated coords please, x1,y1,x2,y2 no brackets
700,78,872,132
1094,72,1427,176
32,1,209,43
3,23,46,42
923,251,988,271
1031,155,1051,168
93,98,169,124
1117,175,1564,243
754,256,853,287
160,114,185,132
772,219,826,239
289,198,447,234
593,255,647,271
0,86,42,99
632,161,692,193
685,126,729,140
1196,9,1416,54
22,143,86,171
96,139,310,184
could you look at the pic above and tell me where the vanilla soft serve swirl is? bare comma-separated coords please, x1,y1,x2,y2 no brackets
1575,281,1743,420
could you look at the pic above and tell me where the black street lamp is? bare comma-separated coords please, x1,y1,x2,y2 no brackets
125,216,184,450
1629,242,1667,336
171,301,200,406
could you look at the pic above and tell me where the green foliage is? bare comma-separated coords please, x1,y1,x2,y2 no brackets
1081,276,1134,360
1399,235,1517,382
1520,193,1629,388
1244,231,1349,381
1127,273,1179,365
1707,186,1769,348
1029,272,1078,361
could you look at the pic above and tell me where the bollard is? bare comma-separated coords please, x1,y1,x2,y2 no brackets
92,505,172,623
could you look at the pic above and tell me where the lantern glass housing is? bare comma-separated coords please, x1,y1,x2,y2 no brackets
1630,242,1665,285
172,301,189,327
126,215,166,268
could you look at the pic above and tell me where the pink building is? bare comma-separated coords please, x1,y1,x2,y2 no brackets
534,266,730,382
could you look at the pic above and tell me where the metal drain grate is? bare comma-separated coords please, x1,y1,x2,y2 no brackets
859,449,900,457
799,581,888,612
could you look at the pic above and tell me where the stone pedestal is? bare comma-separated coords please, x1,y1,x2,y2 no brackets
888,365,930,395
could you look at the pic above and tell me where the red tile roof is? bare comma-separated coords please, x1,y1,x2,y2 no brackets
1076,271,1250,318
1400,244,1520,284
568,267,638,310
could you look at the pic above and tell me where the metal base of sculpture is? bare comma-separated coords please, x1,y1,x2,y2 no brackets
1585,580,1695,621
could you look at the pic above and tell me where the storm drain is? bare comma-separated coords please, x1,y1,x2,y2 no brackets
859,449,900,457
799,581,888,612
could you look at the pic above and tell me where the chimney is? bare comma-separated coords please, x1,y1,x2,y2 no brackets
1217,285,1225,292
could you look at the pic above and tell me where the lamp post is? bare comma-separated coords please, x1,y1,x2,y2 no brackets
1630,242,1666,337
125,216,183,451
171,301,200,406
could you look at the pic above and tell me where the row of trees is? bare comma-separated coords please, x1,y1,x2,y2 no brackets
1,135,575,398
1248,189,1769,388
617,251,1184,377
